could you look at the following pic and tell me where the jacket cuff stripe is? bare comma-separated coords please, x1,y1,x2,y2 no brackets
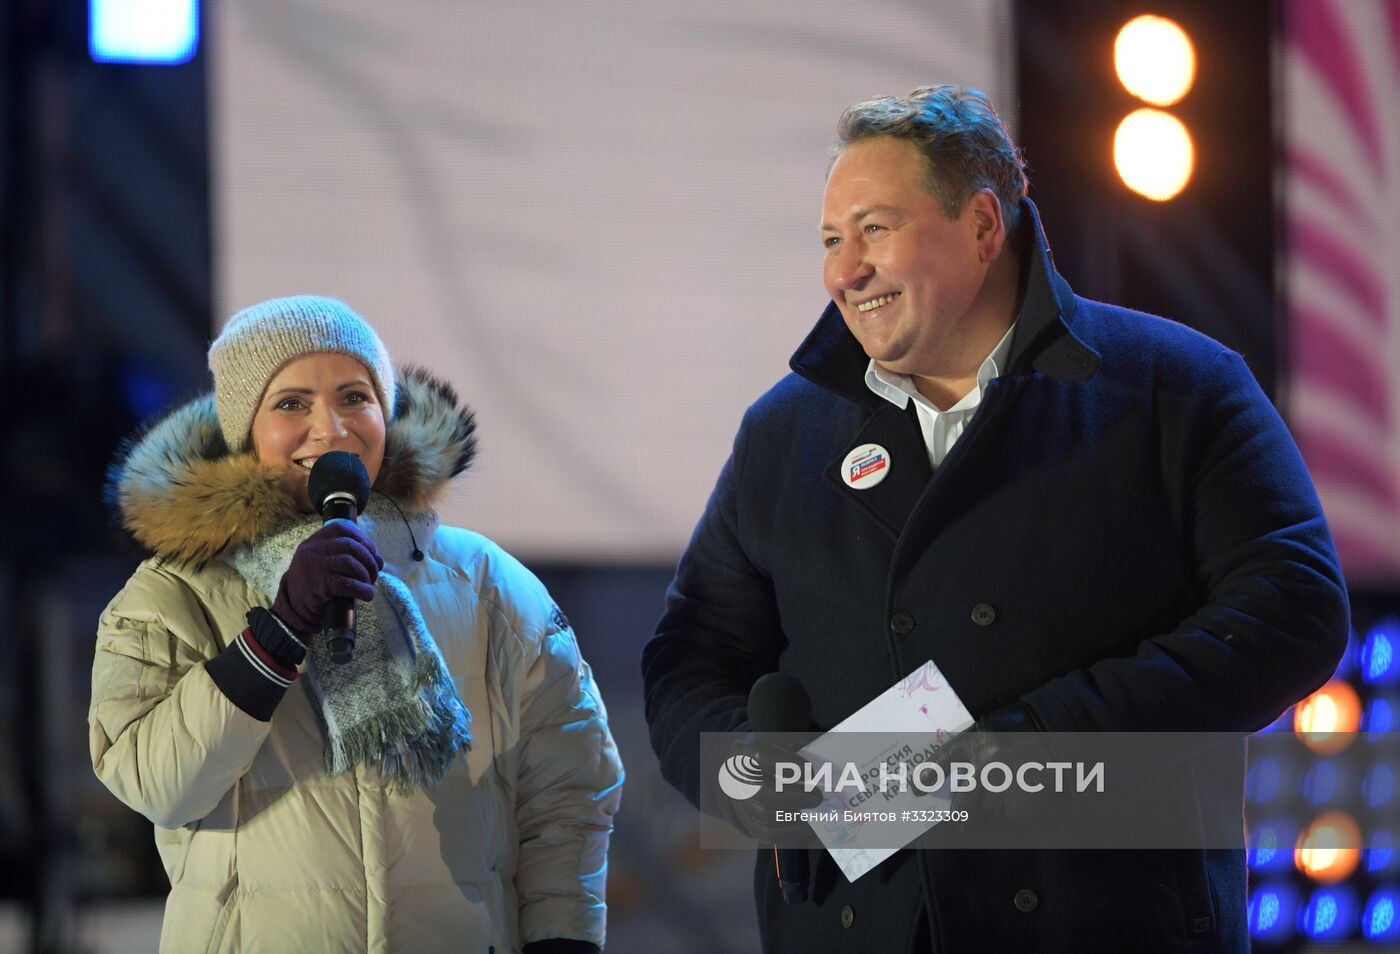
205,628,295,722
238,630,297,684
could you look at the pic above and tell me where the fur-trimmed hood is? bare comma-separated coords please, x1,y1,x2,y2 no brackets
106,366,477,565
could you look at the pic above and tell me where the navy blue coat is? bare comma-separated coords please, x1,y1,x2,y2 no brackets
642,201,1348,953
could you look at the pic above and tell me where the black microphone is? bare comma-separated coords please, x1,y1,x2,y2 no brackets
307,451,373,665
748,672,813,905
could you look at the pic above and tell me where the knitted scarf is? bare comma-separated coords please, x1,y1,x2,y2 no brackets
227,497,472,792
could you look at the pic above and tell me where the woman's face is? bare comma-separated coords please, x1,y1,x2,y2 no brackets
250,352,387,513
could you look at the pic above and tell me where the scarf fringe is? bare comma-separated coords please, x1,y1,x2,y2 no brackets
323,649,473,793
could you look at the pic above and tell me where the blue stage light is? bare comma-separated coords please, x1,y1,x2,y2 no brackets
1361,618,1400,685
1248,819,1298,872
1302,760,1340,806
1246,758,1283,805
1363,888,1400,942
1365,762,1396,810
1364,696,1394,734
1249,884,1298,943
90,0,199,65
1299,885,1356,941
1365,830,1396,874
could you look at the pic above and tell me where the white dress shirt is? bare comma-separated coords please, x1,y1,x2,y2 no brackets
862,322,1018,468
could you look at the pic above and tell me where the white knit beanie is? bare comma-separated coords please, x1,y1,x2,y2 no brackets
208,295,397,451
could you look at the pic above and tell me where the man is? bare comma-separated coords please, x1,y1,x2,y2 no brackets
642,86,1347,952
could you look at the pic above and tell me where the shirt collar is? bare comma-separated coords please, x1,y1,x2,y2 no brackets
863,320,1018,413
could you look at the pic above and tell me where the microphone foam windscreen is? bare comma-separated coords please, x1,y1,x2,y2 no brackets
748,672,813,733
307,451,372,513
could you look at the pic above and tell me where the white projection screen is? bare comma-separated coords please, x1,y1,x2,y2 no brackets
211,0,1014,562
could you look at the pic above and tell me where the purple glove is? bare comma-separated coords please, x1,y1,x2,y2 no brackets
270,519,384,638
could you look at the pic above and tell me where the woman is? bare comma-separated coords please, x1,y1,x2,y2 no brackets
90,295,622,953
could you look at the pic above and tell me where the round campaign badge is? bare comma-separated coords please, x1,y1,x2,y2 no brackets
841,443,891,490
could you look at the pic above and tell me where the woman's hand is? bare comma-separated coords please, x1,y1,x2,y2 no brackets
270,519,384,637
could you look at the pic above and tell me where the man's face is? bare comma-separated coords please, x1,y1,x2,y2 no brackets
821,136,991,378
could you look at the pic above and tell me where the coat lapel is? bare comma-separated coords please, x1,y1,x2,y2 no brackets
886,377,1026,581
823,401,933,540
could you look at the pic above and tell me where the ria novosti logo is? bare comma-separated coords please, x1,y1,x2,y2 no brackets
715,742,1107,804
717,752,765,801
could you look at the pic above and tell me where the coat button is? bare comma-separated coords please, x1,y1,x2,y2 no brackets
890,612,915,635
840,904,855,928
1013,888,1038,912
971,603,997,626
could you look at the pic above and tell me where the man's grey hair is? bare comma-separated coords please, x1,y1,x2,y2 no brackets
834,85,1028,234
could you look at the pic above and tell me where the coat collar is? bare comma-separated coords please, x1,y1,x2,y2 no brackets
788,197,1097,407
106,365,477,566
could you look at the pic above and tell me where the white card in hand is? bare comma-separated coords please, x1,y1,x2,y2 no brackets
798,659,975,882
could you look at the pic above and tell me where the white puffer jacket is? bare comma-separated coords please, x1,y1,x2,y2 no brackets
90,368,623,953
